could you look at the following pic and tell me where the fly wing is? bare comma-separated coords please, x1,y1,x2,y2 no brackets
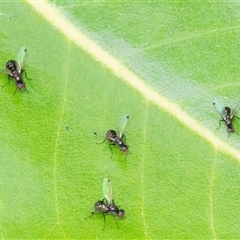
213,100,225,117
231,99,240,118
17,47,27,72
0,66,11,76
118,114,129,138
103,178,113,205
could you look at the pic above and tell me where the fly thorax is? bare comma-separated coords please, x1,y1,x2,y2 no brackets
225,116,232,126
115,138,128,152
108,203,119,214
115,137,124,145
15,74,22,82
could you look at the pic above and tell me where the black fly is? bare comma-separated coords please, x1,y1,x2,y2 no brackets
213,99,240,134
94,114,129,158
3,47,31,94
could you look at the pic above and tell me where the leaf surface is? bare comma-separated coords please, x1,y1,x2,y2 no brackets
1,1,240,239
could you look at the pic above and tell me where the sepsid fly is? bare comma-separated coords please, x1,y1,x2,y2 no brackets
95,114,130,158
84,178,125,230
213,99,240,134
2,46,31,94
103,178,125,219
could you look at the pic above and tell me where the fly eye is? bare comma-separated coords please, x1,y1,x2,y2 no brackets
118,209,125,217
121,146,128,152
18,83,26,89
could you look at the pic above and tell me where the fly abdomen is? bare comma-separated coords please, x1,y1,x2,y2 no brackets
106,130,117,142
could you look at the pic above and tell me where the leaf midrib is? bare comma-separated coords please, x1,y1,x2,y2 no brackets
27,1,240,163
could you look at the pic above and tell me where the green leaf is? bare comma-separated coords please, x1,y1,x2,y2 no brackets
1,1,240,239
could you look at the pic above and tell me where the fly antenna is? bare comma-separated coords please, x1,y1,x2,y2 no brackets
94,132,107,144
83,211,96,220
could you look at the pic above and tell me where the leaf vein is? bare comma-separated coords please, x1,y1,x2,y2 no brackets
209,149,217,240
52,54,70,226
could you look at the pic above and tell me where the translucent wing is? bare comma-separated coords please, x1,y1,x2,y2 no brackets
231,99,240,118
103,178,113,204
17,46,27,72
118,114,129,138
0,66,11,76
213,100,225,117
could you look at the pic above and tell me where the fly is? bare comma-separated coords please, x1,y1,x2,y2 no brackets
85,178,125,230
103,178,125,219
3,46,31,94
94,114,129,158
213,99,240,134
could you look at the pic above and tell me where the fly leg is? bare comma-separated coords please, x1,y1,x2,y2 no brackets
122,134,126,142
233,116,240,135
2,76,11,87
101,213,107,231
113,216,119,229
233,118,239,135
108,144,115,159
217,119,224,129
22,68,32,80
13,87,18,95
13,86,29,95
